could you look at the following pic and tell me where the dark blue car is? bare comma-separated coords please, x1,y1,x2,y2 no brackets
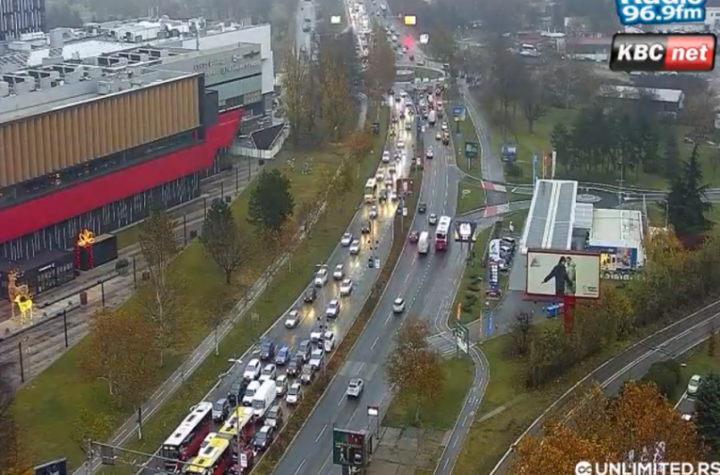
275,345,290,365
260,339,276,361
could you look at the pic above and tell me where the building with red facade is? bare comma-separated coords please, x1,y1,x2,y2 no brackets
0,20,274,275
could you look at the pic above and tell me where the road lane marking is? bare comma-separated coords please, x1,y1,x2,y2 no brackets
371,336,379,350
293,459,306,475
385,313,393,325
315,424,327,443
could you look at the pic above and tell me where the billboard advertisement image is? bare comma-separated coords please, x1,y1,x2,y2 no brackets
487,261,500,300
526,250,600,299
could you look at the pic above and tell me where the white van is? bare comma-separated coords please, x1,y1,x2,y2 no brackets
418,232,430,254
252,380,277,419
242,380,261,407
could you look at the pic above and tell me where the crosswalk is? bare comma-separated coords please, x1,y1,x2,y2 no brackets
427,332,457,357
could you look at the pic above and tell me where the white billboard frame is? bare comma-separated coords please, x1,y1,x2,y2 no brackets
525,249,601,299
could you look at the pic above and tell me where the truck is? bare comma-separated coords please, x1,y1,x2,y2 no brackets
428,109,436,126
417,231,430,254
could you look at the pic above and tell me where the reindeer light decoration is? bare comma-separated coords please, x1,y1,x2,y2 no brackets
7,269,33,326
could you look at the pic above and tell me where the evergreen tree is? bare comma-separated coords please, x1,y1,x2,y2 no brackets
695,372,720,451
663,133,681,180
663,145,712,235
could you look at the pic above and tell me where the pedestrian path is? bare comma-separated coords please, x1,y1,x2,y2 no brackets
428,332,456,357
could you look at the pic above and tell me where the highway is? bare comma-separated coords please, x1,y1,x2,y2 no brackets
490,300,720,474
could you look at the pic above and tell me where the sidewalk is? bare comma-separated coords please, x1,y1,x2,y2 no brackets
0,160,259,339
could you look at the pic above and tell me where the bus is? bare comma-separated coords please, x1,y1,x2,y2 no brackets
217,407,255,447
364,178,377,203
162,402,214,470
435,216,451,251
417,231,430,254
183,433,232,475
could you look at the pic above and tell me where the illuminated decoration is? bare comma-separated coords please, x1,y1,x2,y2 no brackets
330,15,341,24
404,15,416,25
419,33,429,44
75,228,96,270
7,269,34,327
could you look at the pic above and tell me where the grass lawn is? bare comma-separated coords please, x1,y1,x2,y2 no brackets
383,356,475,430
452,320,633,475
443,89,482,177
482,99,720,188
413,67,444,79
16,108,390,469
457,179,486,215
670,340,720,404
507,189,532,202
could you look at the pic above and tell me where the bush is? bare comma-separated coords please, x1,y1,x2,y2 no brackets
253,172,423,475
467,283,481,292
642,363,678,398
115,258,129,269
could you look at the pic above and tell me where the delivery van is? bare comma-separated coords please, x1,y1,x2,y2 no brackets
252,380,277,419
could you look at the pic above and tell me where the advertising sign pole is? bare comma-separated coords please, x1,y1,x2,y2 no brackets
532,153,538,185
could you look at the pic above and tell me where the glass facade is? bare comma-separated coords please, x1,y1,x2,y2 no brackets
209,73,262,111
0,173,202,261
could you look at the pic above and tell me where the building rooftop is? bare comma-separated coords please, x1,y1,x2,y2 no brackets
0,18,273,123
521,179,578,254
590,209,644,248
598,85,683,104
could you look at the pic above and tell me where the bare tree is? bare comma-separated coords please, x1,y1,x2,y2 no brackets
139,206,182,367
520,74,549,132
509,312,534,356
201,198,249,284
281,49,314,146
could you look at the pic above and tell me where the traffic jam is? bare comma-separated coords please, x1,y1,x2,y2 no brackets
154,95,419,475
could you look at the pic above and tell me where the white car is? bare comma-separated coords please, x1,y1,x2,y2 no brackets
688,374,702,395
349,240,361,255
341,233,353,246
382,150,391,163
441,121,448,131
314,267,328,287
397,139,405,150
390,191,398,201
340,278,354,296
243,358,261,380
400,90,407,97
429,213,438,225
326,299,341,318
333,264,345,280
435,131,442,140
310,348,324,368
393,297,406,313
369,205,378,219
259,363,277,382
323,331,336,352
426,147,434,158
346,378,364,397
286,382,303,405
276,375,288,396
285,309,301,328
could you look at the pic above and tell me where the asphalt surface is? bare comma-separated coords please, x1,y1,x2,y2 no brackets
490,300,720,474
296,0,315,56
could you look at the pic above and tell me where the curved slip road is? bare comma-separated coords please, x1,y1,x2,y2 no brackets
489,300,720,474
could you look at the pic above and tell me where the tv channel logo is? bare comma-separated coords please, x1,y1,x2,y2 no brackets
616,0,706,26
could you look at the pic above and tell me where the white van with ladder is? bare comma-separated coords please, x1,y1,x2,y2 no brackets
418,231,430,254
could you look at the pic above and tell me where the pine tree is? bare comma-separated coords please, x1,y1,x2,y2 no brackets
663,145,712,236
663,133,680,180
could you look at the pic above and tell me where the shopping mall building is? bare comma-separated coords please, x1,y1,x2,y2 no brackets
0,18,274,274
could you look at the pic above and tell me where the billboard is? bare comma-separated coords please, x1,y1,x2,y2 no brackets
404,15,416,25
420,33,429,44
332,428,369,467
487,261,500,299
526,250,600,299
453,221,477,242
331,15,342,24
35,459,68,475
586,245,640,281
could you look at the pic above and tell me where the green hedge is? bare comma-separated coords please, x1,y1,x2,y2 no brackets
253,171,423,474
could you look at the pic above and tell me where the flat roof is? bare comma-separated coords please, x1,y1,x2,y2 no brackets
589,209,643,247
521,179,577,254
598,85,683,103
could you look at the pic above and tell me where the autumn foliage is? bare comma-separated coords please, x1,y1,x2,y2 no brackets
511,382,706,474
